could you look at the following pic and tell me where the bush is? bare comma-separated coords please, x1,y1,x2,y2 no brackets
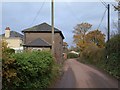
106,34,120,56
104,34,120,79
2,51,59,90
80,44,105,64
67,53,78,59
2,40,17,90
5,48,15,54
79,34,120,79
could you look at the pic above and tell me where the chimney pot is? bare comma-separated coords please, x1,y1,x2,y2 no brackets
5,27,10,30
5,27,10,38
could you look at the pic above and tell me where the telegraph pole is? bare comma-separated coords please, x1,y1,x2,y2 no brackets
100,1,110,41
107,4,110,41
51,0,54,55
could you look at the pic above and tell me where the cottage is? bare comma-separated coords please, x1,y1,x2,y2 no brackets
1,27,23,53
22,22,64,63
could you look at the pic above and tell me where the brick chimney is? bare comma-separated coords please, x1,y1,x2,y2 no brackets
5,27,10,38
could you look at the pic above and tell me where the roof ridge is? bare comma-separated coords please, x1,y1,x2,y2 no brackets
11,30,23,34
22,22,60,32
0,30,23,38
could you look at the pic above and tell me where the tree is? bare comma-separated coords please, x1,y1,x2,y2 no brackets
85,30,106,48
1,40,16,89
69,46,80,52
73,22,92,51
1,39,8,51
63,42,68,49
63,42,68,53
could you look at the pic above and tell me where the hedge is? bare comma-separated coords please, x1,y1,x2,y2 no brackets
104,34,120,79
67,53,78,59
2,51,59,90
79,34,120,79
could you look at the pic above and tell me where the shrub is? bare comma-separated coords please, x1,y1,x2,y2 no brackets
2,51,59,90
80,44,105,64
80,34,120,79
2,40,17,90
106,34,120,56
104,34,120,79
5,48,15,54
78,34,120,79
67,53,78,59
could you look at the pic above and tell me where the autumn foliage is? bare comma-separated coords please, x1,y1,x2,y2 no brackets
86,30,105,48
73,23,92,51
74,23,120,79
2,40,16,78
1,40,16,90
73,23,105,51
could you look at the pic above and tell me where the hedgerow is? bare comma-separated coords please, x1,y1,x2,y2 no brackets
67,53,78,59
104,34,120,79
2,51,59,90
79,34,120,79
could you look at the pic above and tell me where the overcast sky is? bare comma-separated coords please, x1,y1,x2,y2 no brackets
1,1,118,47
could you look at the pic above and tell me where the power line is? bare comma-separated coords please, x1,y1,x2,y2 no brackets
100,0,108,8
97,8,107,30
65,2,81,22
30,0,46,26
100,0,110,41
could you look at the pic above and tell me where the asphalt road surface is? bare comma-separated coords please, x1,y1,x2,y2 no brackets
54,59,119,88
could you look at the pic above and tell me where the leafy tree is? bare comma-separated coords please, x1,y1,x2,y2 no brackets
63,42,68,53
0,40,2,59
63,42,68,49
68,46,80,52
85,30,106,48
2,40,16,90
1,39,8,51
73,22,92,51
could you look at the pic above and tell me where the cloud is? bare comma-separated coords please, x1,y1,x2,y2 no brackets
2,2,118,46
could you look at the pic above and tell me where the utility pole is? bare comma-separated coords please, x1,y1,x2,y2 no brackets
51,0,54,55
101,1,110,41
107,4,110,41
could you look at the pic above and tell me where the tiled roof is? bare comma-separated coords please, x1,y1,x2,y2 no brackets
1,31,23,39
22,22,60,32
22,22,65,39
24,38,51,47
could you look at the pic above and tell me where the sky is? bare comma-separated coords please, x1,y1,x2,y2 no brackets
1,0,118,47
